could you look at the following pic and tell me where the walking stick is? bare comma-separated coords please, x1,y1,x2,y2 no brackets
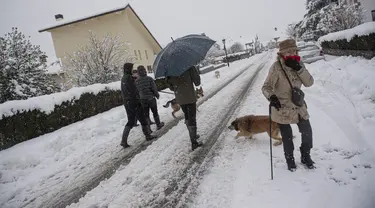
269,104,274,180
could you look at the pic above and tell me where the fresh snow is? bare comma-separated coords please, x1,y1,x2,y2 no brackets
0,54,266,208
0,81,120,118
65,52,273,208
318,22,375,43
189,55,375,208
1,52,375,208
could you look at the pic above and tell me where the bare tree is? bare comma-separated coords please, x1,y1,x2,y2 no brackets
286,23,298,39
63,31,135,88
230,42,244,53
318,3,365,34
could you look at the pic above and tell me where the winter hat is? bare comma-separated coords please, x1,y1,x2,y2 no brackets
123,63,134,74
278,39,297,54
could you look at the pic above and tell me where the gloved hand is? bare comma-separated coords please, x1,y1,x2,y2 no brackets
285,58,302,71
269,95,281,111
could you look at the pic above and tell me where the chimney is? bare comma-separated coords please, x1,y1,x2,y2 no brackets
55,14,64,21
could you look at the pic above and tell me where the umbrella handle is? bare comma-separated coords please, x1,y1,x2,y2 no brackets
160,90,174,95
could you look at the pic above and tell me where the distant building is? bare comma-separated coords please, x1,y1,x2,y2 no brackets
39,4,162,87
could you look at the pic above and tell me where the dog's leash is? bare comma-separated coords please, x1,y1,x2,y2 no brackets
159,90,174,95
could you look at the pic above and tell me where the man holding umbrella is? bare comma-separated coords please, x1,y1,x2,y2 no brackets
153,34,216,151
167,66,202,150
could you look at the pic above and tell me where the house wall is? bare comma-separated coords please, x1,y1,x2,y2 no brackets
49,8,160,75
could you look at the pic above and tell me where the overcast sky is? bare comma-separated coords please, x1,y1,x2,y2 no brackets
1,0,306,61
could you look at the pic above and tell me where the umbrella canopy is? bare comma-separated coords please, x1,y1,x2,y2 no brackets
153,34,216,78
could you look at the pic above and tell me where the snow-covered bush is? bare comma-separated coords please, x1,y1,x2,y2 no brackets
318,22,375,58
0,81,123,150
295,0,334,40
317,3,365,34
319,22,375,50
286,23,298,39
229,42,244,54
63,31,134,88
0,27,58,103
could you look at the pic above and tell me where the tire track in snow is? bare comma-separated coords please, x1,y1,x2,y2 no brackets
45,54,270,208
149,61,268,208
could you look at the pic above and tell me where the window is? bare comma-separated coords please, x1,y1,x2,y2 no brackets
138,50,142,60
145,50,149,60
147,65,152,73
134,50,138,60
372,10,375,21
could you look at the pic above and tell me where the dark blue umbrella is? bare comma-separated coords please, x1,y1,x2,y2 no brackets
153,34,216,78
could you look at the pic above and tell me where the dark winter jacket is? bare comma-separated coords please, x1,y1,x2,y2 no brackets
121,63,140,103
166,66,201,105
135,66,160,100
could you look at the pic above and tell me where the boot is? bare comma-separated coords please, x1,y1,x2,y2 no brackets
185,121,199,139
142,125,157,141
300,147,315,169
285,153,297,172
146,117,156,126
187,126,202,151
121,126,131,148
154,116,165,130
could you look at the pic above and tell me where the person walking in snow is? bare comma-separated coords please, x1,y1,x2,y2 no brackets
262,39,315,171
131,68,154,127
135,65,165,130
132,69,140,127
120,63,156,148
166,65,202,151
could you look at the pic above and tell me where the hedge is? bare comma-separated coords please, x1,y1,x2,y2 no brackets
0,89,123,150
320,33,375,51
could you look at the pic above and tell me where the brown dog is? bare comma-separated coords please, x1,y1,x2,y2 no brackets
228,115,283,146
163,87,204,118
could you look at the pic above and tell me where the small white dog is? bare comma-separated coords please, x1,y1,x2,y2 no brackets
215,71,220,79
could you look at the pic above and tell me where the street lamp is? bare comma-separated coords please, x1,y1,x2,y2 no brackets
222,39,230,67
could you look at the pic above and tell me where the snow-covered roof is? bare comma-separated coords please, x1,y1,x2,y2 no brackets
318,22,375,43
39,5,129,32
39,3,162,50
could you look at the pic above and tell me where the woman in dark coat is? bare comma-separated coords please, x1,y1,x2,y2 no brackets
120,63,156,148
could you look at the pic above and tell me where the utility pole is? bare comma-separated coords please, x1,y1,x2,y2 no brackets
222,39,230,67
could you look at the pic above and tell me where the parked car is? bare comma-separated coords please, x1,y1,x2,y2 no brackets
297,41,325,64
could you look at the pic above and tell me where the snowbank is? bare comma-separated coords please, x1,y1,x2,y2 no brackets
306,55,375,149
318,22,375,43
0,81,120,118
189,55,375,208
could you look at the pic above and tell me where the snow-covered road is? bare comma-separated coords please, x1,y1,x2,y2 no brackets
1,53,374,208
65,52,272,208
0,52,270,208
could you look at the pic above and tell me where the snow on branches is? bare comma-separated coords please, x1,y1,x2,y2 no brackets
63,31,134,88
0,27,58,103
317,3,365,34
